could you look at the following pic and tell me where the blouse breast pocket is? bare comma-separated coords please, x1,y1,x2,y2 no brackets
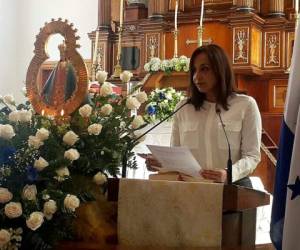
217,121,242,150
180,124,199,149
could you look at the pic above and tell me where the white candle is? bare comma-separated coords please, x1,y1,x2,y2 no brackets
120,0,124,27
175,0,178,30
296,0,299,14
200,0,204,27
93,30,99,64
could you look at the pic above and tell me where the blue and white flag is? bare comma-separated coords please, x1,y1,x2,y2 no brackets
270,23,300,250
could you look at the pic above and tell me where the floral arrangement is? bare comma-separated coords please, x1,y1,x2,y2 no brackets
144,56,190,74
0,70,148,249
144,87,185,123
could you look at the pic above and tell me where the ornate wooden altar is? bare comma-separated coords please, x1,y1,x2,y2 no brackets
89,0,299,193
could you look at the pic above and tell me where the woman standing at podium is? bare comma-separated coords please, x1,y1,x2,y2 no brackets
146,44,262,186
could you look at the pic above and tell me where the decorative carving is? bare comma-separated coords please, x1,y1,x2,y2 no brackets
233,27,249,64
124,25,137,32
146,33,160,60
265,32,280,67
96,43,105,71
26,19,88,117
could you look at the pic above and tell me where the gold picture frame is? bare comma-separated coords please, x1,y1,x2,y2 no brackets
26,18,88,117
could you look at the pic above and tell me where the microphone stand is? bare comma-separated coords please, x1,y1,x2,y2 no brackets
121,100,189,178
216,108,232,185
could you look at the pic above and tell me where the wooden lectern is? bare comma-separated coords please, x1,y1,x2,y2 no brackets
107,179,270,247
58,179,269,249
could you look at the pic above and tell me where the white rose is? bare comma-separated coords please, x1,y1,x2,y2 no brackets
120,70,133,83
0,188,13,204
100,104,113,116
126,97,141,110
43,200,57,220
96,71,108,84
135,91,148,104
165,93,172,100
3,95,14,105
64,149,80,161
151,63,160,72
183,65,189,72
0,125,15,140
63,131,79,146
64,194,80,212
144,62,150,72
131,115,144,129
18,110,32,123
56,167,70,178
36,128,50,141
79,104,92,118
26,212,44,231
8,111,19,123
0,229,11,247
22,185,37,201
93,172,107,185
28,136,44,149
88,124,102,135
34,157,49,171
100,82,113,97
4,202,22,219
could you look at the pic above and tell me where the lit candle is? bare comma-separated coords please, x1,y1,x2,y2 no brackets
60,109,64,116
93,30,99,64
41,109,45,116
296,0,299,14
175,0,178,31
200,0,205,27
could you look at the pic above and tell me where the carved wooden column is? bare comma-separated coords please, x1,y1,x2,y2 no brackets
236,0,254,12
90,0,114,75
98,0,111,29
269,0,285,16
148,0,168,18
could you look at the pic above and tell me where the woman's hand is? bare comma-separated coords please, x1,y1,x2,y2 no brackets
200,169,227,183
145,154,162,172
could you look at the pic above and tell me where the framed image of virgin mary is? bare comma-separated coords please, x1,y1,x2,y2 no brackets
26,19,88,117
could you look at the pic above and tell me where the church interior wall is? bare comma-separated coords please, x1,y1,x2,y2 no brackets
0,0,98,102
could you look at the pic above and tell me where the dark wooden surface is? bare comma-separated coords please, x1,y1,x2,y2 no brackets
57,242,274,250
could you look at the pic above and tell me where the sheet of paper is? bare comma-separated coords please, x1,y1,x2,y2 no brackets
147,145,202,177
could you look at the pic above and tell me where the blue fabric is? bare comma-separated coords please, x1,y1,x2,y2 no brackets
0,146,16,165
26,165,38,183
270,121,295,250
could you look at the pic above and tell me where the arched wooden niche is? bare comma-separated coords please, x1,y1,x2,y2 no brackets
26,18,88,117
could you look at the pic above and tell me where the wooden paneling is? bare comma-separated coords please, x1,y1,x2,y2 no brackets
251,26,262,67
268,79,287,112
165,23,232,59
261,113,283,144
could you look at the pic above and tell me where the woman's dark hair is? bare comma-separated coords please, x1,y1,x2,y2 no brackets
188,44,241,110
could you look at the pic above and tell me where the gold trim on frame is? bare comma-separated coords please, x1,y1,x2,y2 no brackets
26,18,88,117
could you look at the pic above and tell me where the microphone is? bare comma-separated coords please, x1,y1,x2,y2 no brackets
216,107,232,185
122,100,190,177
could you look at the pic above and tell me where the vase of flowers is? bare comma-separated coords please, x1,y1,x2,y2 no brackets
144,87,185,124
0,70,148,249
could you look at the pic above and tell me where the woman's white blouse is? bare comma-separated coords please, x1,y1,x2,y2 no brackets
171,94,262,182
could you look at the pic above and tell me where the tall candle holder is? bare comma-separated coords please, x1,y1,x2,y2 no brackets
197,26,204,47
173,29,179,58
113,26,123,78
113,0,124,78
